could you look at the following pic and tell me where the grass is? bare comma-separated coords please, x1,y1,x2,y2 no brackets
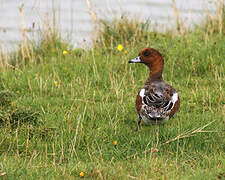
0,11,225,180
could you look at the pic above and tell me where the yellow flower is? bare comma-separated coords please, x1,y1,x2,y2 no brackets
63,50,68,55
124,50,127,55
80,171,84,177
113,140,117,146
117,44,123,51
54,81,58,87
169,163,173,167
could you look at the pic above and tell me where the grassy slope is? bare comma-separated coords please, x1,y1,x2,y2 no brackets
0,27,224,179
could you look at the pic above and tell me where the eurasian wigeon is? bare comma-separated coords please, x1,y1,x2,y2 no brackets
129,48,180,130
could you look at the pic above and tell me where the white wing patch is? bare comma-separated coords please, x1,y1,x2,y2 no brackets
171,92,178,104
165,92,178,112
139,89,145,98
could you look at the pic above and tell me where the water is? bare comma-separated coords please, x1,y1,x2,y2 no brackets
0,0,219,51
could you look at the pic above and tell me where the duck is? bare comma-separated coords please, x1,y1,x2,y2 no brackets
128,47,180,130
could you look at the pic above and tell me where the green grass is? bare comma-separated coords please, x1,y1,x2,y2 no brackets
0,17,225,179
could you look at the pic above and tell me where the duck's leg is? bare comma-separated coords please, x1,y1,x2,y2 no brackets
135,115,142,131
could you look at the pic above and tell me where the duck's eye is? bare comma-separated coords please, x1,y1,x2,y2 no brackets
143,50,151,57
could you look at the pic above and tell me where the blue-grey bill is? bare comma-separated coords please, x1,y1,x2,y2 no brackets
128,56,141,63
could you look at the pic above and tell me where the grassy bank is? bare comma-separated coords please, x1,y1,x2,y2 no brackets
0,15,225,179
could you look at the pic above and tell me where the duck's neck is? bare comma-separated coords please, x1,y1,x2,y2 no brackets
145,57,164,85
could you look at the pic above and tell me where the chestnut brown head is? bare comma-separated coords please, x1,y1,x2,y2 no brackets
129,48,164,80
128,48,163,65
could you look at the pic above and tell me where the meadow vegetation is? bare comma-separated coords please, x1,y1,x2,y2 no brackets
0,6,224,180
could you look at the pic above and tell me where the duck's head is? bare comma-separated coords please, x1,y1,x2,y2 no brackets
128,48,164,80
128,48,163,65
